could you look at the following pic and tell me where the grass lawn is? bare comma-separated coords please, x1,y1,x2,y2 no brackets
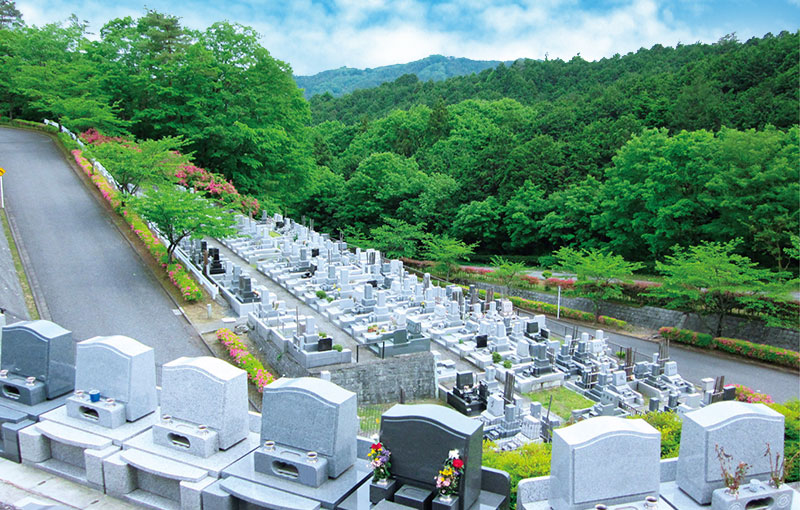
524,386,595,420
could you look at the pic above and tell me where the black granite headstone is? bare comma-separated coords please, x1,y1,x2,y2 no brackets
456,372,474,389
317,337,332,352
475,335,488,349
379,404,482,510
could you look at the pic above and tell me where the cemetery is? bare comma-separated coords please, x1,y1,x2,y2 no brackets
0,316,795,510
172,213,739,446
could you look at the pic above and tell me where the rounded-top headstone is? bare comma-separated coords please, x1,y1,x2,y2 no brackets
549,416,660,510
676,401,785,504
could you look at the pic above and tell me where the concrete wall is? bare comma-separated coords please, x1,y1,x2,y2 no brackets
249,323,436,405
470,282,800,351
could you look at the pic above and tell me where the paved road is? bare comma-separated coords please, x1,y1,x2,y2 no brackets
0,127,207,367
546,318,800,403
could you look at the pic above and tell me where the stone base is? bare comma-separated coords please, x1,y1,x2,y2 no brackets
18,420,119,490
432,494,459,510
214,451,372,509
711,484,794,510
0,404,33,462
370,478,398,504
393,484,434,510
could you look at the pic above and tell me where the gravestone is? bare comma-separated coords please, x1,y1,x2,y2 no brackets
69,335,156,425
549,416,660,510
1,321,75,403
475,335,488,349
379,404,483,510
675,401,785,504
259,377,356,478
317,337,332,352
154,356,249,456
503,372,515,404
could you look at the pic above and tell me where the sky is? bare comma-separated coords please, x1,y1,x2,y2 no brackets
15,0,800,75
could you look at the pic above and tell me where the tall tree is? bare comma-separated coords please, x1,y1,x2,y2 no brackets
423,235,476,281
132,186,236,263
0,0,22,30
555,247,643,319
650,241,784,337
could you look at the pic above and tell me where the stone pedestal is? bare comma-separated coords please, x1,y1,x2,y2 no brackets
711,482,794,510
432,493,459,510
370,478,398,504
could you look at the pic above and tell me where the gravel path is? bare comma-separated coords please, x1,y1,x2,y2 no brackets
0,127,208,367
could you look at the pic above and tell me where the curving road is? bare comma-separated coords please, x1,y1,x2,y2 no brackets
546,318,799,403
0,127,208,367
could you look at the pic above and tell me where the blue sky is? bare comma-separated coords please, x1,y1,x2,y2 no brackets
16,0,800,75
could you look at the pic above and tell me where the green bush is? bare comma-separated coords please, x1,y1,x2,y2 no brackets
482,441,551,509
659,327,713,348
316,290,327,299
769,399,800,482
633,410,682,458
492,352,502,363
502,360,512,369
660,327,800,369
541,270,552,279
598,315,631,330
332,344,343,352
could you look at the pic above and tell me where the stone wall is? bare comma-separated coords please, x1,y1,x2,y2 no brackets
470,282,800,351
249,324,436,405
311,352,436,405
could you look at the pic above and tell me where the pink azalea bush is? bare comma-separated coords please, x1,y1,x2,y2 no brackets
733,384,774,404
660,327,799,369
216,328,275,391
74,148,203,302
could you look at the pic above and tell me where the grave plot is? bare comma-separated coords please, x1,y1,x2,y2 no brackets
19,335,158,490
517,401,795,510
103,356,261,510
0,320,75,462
203,377,373,510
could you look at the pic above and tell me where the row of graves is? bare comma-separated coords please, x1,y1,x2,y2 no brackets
445,326,732,449
186,215,731,446
0,318,794,510
0,318,511,510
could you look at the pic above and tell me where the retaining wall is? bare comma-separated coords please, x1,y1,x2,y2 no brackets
469,282,800,351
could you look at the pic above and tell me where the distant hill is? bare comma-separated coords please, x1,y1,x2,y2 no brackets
294,55,512,99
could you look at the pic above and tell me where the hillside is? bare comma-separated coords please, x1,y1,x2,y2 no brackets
294,55,510,99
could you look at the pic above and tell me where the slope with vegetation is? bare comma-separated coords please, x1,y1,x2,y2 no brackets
294,54,510,99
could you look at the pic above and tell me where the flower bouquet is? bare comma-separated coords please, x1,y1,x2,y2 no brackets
435,450,465,500
368,442,392,482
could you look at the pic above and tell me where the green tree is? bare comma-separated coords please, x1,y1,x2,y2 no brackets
651,240,784,337
555,247,643,319
490,256,527,297
132,186,236,263
423,235,476,281
88,136,186,197
369,218,428,259
0,0,22,29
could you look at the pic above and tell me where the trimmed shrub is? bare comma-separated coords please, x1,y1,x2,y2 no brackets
659,327,713,348
769,399,800,483
733,384,774,404
660,327,799,369
217,328,275,391
713,336,800,369
598,315,630,330
633,410,682,458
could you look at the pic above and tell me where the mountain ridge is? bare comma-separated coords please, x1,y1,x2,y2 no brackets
294,54,513,99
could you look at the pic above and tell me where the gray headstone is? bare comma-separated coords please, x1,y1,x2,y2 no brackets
260,377,357,478
380,404,483,510
663,361,678,377
1,320,74,400
676,401,785,504
549,416,660,510
158,357,249,450
503,371,515,403
73,335,156,422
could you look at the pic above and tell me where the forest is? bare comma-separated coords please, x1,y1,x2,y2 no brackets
0,4,797,273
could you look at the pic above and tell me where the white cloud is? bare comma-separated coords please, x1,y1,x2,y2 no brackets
13,0,796,75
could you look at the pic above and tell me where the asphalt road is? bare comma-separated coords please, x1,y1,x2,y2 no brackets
0,127,208,367
546,317,800,403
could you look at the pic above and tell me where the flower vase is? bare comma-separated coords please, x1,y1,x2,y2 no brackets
433,493,459,510
369,477,397,504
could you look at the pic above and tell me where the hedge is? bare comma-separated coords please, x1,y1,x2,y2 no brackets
73,149,204,302
216,328,275,391
659,327,800,369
